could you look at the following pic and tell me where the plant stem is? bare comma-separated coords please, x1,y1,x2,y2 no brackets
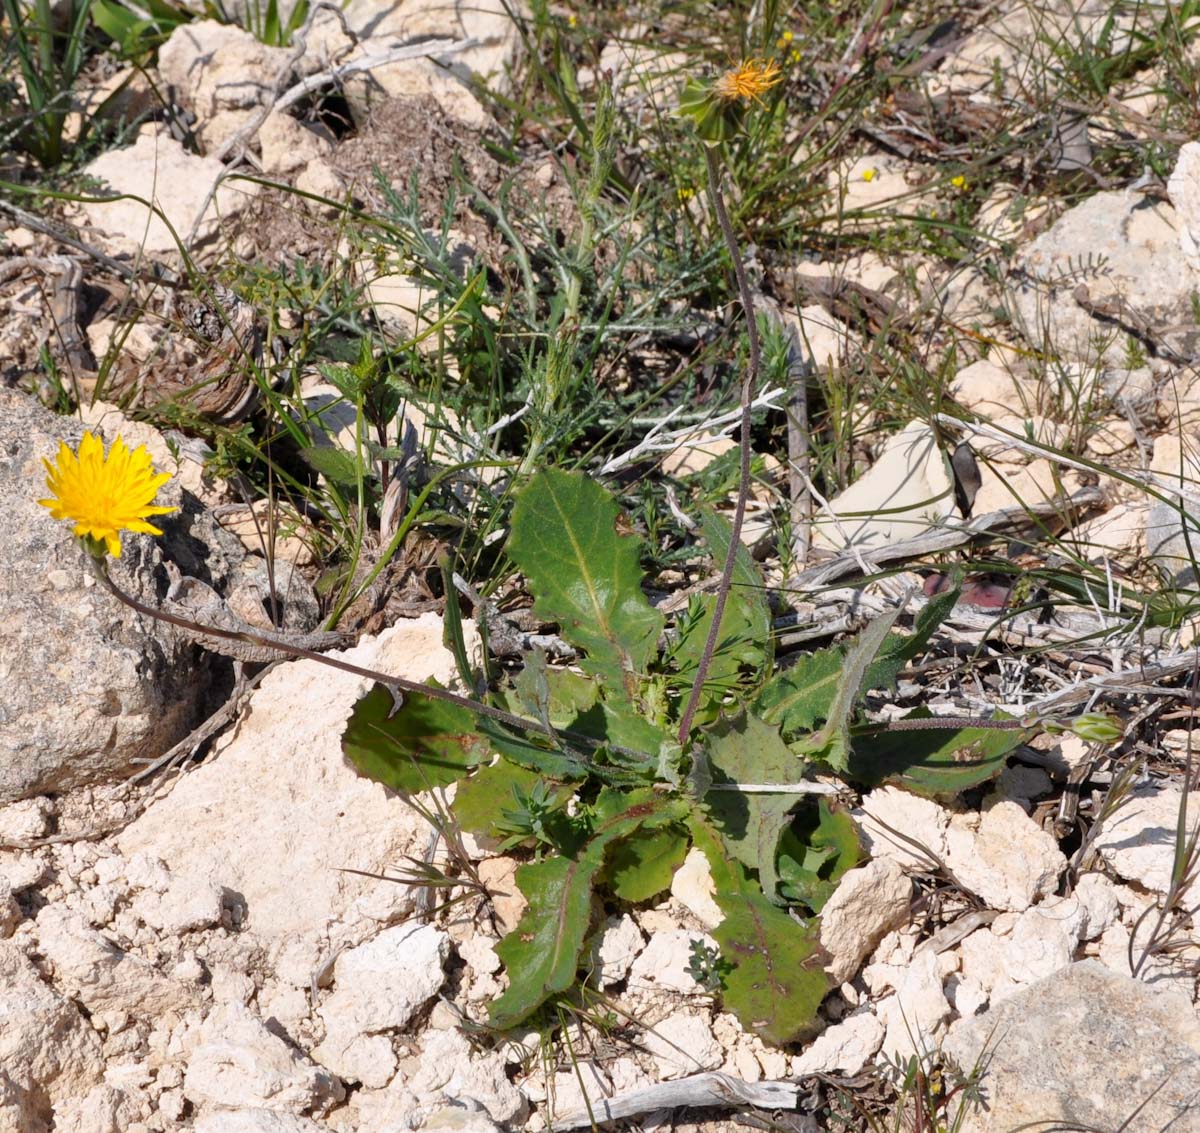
676,145,759,745
90,557,643,760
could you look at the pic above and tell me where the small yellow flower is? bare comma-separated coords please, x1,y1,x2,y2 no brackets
789,48,801,63
776,30,794,48
950,174,968,191
862,168,877,182
714,58,783,106
38,431,176,558
567,13,577,27
677,186,696,201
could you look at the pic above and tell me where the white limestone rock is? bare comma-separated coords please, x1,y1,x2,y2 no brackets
591,914,645,988
183,1002,341,1113
643,1011,723,1079
820,858,912,983
1092,784,1200,894
627,929,712,995
408,1028,527,1125
791,1012,884,1075
812,422,956,554
313,922,449,1086
944,800,1066,912
877,948,951,1061
669,848,724,930
0,940,104,1132
193,1111,328,1133
118,618,462,984
36,906,197,1016
78,128,257,257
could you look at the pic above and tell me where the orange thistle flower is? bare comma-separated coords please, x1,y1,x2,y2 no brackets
714,59,783,106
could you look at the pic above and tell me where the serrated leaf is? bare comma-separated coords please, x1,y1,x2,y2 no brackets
490,789,688,1028
756,646,847,739
758,590,957,744
777,800,862,913
848,712,1029,796
604,825,689,902
697,507,772,669
508,469,664,700
863,583,958,693
795,607,904,773
299,444,363,487
692,817,829,1044
343,683,488,792
477,718,589,781
452,760,579,842
702,712,806,902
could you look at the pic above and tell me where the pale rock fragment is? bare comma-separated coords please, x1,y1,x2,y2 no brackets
0,798,52,842
1169,140,1200,272
157,22,291,151
0,881,18,938
591,914,645,987
812,422,955,554
627,929,712,995
970,457,1062,517
643,1011,723,1079
944,800,1065,911
183,1002,341,1113
79,128,257,256
408,1027,526,1124
661,434,736,478
117,620,454,980
1092,784,1200,893
193,1111,329,1133
1001,897,1085,985
877,948,951,1060
943,961,1200,1132
0,940,103,1129
258,111,334,176
0,851,47,892
477,856,527,935
36,906,196,1016
130,869,224,935
820,858,912,983
53,1084,142,1133
314,923,448,1087
546,1062,610,1126
792,1012,884,1075
951,358,1038,417
788,304,853,371
669,848,724,929
1074,873,1121,940
854,788,950,870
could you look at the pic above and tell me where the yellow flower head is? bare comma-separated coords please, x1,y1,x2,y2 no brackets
714,58,783,106
38,431,176,558
862,168,877,182
950,174,968,191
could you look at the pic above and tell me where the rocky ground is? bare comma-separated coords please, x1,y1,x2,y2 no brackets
4,0,1200,1130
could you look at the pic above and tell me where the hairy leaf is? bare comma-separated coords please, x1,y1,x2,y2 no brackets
697,507,772,670
777,801,863,913
756,646,846,739
489,789,688,1028
604,825,689,902
849,711,1029,796
508,469,664,700
342,683,489,792
692,817,829,1044
703,712,806,902
299,444,362,487
452,760,579,843
795,607,903,773
758,590,957,743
